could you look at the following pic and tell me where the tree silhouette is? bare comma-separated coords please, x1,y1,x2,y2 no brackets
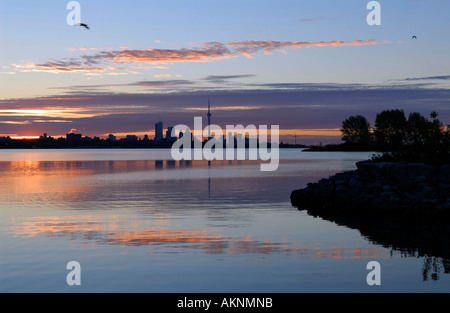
340,115,372,145
405,112,430,146
374,109,407,148
335,109,450,163
371,110,449,163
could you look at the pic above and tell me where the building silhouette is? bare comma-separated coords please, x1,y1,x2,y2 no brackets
155,121,163,141
126,135,138,141
166,126,174,139
66,133,82,141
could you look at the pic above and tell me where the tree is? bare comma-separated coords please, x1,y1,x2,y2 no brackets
372,110,450,164
405,111,447,147
405,112,430,145
374,109,407,148
427,111,446,146
340,115,372,145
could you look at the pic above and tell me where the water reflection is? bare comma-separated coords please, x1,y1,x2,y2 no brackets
0,158,321,205
8,215,386,259
3,150,447,291
297,208,450,281
0,159,261,176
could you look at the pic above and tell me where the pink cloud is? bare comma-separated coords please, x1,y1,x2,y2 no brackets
101,42,236,64
227,39,389,58
13,39,389,74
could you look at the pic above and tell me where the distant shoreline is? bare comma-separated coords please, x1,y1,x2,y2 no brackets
0,137,309,150
302,143,383,152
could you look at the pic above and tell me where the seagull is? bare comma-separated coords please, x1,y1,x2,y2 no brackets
77,23,90,30
412,35,417,39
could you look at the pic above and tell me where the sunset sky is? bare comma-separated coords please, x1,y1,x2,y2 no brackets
1,0,449,144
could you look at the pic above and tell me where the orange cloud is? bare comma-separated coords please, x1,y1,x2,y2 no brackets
227,39,389,58
69,47,103,51
102,42,236,64
154,74,172,78
0,120,32,125
279,128,342,137
13,62,106,74
13,39,389,74
0,108,108,119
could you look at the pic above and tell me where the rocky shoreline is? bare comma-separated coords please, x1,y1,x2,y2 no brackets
291,161,450,220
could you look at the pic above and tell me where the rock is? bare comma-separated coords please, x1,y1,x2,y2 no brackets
393,163,408,183
291,161,450,220
438,183,450,190
405,163,435,181
421,186,435,197
410,176,427,184
439,165,450,184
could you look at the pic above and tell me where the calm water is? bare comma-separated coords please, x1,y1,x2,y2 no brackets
0,149,449,293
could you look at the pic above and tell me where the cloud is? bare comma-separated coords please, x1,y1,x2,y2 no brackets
12,40,389,74
69,47,103,51
129,80,194,88
227,40,389,58
0,120,32,125
154,74,172,78
49,79,196,92
203,74,256,84
205,74,255,80
185,105,260,112
397,75,450,81
13,60,106,74
0,108,108,119
2,83,449,144
98,42,236,64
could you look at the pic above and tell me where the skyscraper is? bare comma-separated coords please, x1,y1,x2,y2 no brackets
166,126,174,139
155,121,163,141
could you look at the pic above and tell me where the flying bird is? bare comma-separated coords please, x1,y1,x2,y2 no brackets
77,23,90,30
412,35,417,39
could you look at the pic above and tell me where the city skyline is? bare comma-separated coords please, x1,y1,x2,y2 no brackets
1,1,450,144
16,101,281,145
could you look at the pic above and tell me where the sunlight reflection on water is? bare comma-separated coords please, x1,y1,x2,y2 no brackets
1,149,449,292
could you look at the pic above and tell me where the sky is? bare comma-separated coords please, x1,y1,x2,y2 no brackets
1,0,449,144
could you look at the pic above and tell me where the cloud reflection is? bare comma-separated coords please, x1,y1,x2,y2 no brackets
9,215,387,259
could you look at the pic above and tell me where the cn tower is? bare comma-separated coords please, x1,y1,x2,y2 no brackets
207,96,211,139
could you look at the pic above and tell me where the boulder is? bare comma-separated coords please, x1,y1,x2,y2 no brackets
439,165,450,184
291,161,450,219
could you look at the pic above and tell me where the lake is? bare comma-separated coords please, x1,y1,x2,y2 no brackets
0,149,449,293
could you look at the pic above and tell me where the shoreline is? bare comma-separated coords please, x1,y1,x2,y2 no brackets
291,160,450,219
290,160,450,260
